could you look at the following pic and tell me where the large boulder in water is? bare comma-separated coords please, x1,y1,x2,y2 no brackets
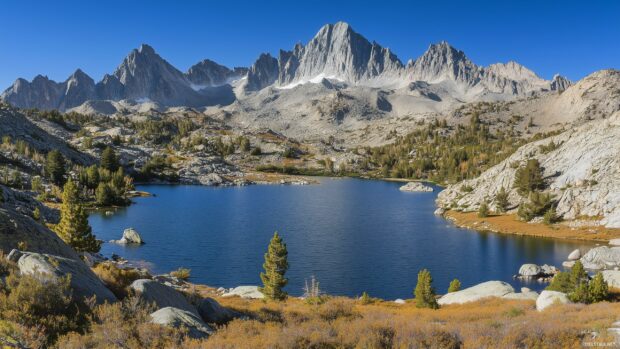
536,290,571,311
567,249,581,261
150,307,213,339
130,279,198,315
15,251,116,304
580,246,620,270
196,297,242,324
111,228,144,244
518,264,543,277
399,182,433,192
438,281,515,305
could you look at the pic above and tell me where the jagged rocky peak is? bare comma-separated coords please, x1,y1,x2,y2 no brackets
106,43,207,105
1,75,65,110
407,41,481,85
550,74,571,91
277,21,404,87
245,53,279,91
61,69,96,110
113,44,185,85
186,59,247,87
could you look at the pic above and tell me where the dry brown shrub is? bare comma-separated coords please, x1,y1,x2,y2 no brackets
92,262,143,298
181,295,620,349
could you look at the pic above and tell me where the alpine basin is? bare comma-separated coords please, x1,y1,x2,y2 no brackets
89,178,591,299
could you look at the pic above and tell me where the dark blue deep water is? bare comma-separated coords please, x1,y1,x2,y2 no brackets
89,178,593,299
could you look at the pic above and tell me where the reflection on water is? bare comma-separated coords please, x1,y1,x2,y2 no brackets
89,178,593,299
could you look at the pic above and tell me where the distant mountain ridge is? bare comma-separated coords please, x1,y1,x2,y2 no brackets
2,21,571,112
1,44,244,110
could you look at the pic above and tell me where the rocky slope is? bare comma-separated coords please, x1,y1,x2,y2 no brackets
436,112,620,228
0,185,78,260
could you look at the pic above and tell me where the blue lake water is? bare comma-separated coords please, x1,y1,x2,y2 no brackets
89,178,593,299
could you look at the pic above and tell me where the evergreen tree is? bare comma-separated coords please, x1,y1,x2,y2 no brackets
414,269,438,309
45,150,66,185
517,191,554,221
513,159,544,196
448,279,461,293
259,232,289,300
100,147,119,172
543,207,558,225
83,165,100,190
569,281,591,303
546,271,573,293
54,179,100,253
478,201,489,218
495,187,509,213
95,182,114,206
589,272,609,303
570,261,588,287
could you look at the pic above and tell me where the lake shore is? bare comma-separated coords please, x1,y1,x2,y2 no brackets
444,210,620,243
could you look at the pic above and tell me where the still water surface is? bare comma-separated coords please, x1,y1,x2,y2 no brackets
89,178,592,299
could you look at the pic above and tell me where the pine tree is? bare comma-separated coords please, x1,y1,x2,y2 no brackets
95,182,113,206
543,207,558,225
513,159,544,196
589,272,609,303
45,150,66,185
100,147,119,172
54,179,100,253
547,271,573,293
570,260,588,287
259,232,289,300
414,269,438,309
478,201,489,218
495,187,509,213
569,281,591,303
448,279,461,293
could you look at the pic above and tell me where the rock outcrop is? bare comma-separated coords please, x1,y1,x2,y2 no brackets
0,186,79,260
536,290,571,311
130,279,198,315
580,246,620,270
222,285,264,299
150,307,213,339
15,251,117,304
195,297,242,324
437,112,620,228
399,182,433,192
502,287,539,301
601,270,620,289
438,281,516,305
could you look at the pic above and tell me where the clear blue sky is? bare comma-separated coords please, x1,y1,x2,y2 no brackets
1,0,618,88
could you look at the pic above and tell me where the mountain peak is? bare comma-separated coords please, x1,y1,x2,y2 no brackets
138,44,156,55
